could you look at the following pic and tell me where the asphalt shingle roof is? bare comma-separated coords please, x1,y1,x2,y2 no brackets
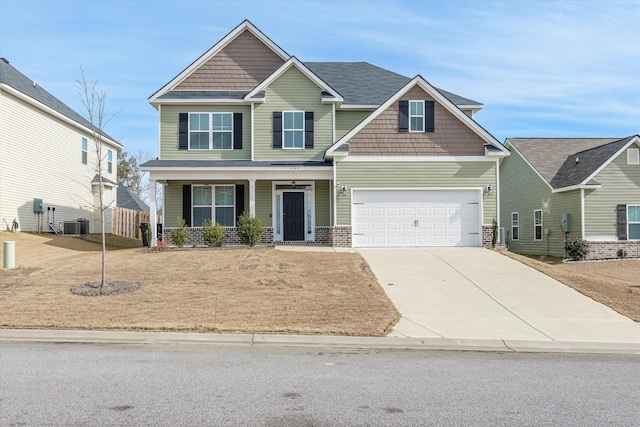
117,186,150,213
508,136,637,189
304,62,482,107
0,58,118,143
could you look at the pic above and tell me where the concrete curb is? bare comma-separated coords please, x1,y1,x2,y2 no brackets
1,329,639,355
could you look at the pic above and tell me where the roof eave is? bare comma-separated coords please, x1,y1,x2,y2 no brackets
552,184,601,193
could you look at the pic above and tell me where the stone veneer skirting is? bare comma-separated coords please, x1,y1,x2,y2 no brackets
584,240,640,260
482,225,494,248
162,226,353,247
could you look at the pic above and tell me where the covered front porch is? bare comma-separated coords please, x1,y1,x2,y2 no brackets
142,160,339,246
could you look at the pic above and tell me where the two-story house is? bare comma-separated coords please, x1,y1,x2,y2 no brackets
142,20,509,248
0,58,120,235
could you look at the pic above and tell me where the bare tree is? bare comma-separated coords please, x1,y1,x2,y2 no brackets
76,66,118,290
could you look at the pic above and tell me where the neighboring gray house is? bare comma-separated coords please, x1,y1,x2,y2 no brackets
117,186,150,213
0,58,121,234
500,136,640,259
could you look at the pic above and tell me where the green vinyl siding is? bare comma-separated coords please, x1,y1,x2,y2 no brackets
584,149,640,238
314,180,331,226
159,105,251,160
163,180,249,227
335,110,372,140
254,67,332,160
336,161,497,225
255,180,272,225
500,147,582,256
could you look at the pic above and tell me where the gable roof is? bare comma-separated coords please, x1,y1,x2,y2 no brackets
117,186,150,213
506,135,640,190
244,57,343,102
149,20,290,103
326,75,508,157
304,62,482,108
0,58,119,146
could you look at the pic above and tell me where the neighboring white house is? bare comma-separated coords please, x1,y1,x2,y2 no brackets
0,58,121,234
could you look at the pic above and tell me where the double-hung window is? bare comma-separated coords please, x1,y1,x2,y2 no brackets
192,186,213,226
107,150,113,174
189,112,233,150
283,111,304,149
409,100,424,132
534,209,543,240
212,113,232,149
192,185,235,227
628,205,640,240
214,186,235,227
82,137,88,164
511,212,519,240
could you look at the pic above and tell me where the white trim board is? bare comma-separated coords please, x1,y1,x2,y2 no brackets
340,156,494,162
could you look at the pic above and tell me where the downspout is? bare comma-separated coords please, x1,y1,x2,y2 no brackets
581,188,585,239
332,158,337,227
495,157,500,233
251,103,255,161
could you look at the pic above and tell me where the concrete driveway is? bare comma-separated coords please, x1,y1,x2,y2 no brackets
358,248,640,344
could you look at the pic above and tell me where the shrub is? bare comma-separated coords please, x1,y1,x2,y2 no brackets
236,212,264,246
170,216,188,248
617,248,627,259
202,219,225,247
150,241,170,252
491,218,498,247
565,238,589,261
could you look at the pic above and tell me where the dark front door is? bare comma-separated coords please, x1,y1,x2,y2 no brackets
283,192,304,241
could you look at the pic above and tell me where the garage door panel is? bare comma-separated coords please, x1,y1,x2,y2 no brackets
353,189,481,248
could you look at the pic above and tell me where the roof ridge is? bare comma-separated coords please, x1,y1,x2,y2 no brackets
572,136,632,156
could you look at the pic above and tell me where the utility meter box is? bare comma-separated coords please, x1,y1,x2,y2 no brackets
562,213,570,233
33,198,44,213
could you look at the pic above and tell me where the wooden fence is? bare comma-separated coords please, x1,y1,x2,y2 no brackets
113,207,162,240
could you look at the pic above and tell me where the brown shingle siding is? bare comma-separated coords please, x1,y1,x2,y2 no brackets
349,86,486,156
175,30,285,91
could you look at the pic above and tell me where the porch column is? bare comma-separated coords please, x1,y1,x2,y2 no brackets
149,180,157,247
249,179,256,216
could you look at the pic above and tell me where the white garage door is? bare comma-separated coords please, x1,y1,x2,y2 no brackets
352,189,481,247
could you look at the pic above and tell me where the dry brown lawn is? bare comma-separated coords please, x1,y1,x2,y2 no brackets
497,249,640,322
0,232,399,336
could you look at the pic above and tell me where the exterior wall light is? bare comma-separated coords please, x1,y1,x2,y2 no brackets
341,186,347,196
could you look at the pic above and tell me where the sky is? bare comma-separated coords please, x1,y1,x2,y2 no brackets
1,0,639,156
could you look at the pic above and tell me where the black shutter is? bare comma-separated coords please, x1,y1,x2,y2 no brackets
305,111,314,149
235,185,245,226
399,100,409,132
179,113,188,150
233,113,242,150
425,100,435,132
273,111,282,148
182,185,191,227
617,204,627,240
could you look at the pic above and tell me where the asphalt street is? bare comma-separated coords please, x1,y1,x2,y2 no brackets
1,343,639,426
